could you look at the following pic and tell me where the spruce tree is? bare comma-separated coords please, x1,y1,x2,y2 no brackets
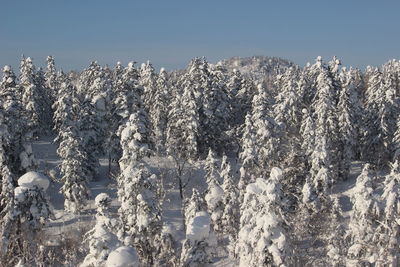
235,168,292,266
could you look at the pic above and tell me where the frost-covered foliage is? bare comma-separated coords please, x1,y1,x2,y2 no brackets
81,193,120,267
236,168,292,266
57,127,90,213
184,188,208,230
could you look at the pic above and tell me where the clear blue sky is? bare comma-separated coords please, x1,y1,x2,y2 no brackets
1,0,399,71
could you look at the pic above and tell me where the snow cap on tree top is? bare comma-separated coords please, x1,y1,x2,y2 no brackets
95,193,111,207
106,246,139,267
18,171,50,190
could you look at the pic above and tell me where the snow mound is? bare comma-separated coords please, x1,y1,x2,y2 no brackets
18,171,49,190
106,246,139,267
186,211,211,242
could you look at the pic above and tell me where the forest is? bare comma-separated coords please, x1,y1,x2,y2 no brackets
0,55,399,266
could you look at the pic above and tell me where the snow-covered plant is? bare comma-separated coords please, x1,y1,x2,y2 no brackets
0,172,51,266
238,114,258,195
44,55,58,101
180,211,216,267
149,68,170,155
184,188,207,229
347,164,380,265
220,155,240,257
118,110,151,170
57,127,90,213
117,162,161,265
154,224,178,267
81,193,120,267
0,66,25,175
236,167,292,266
19,57,41,135
251,84,281,174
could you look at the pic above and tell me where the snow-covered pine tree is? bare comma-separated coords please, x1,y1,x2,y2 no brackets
154,224,178,267
184,188,207,228
199,63,231,153
76,99,103,180
52,74,79,139
117,162,161,265
310,58,340,194
118,110,151,171
251,84,281,174
148,67,169,155
204,149,224,235
347,164,380,265
108,61,145,171
139,61,158,112
57,126,90,213
34,67,53,133
235,167,292,266
378,71,399,164
362,68,385,163
220,155,240,257
337,68,361,179
81,193,120,267
376,160,400,265
19,57,41,136
238,114,258,196
0,66,25,175
180,211,214,267
1,172,51,266
44,55,58,102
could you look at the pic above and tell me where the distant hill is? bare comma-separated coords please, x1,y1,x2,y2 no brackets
216,56,295,80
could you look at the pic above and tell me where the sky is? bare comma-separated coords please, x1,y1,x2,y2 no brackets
1,0,399,71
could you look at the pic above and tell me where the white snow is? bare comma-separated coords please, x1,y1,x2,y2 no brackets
106,246,139,267
18,171,50,190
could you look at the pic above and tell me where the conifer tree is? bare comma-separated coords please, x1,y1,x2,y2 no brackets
347,164,380,265
236,168,292,266
220,155,239,257
81,193,120,267
57,127,90,213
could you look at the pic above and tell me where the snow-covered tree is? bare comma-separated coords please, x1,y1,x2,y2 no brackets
251,84,281,174
57,127,90,213
20,57,41,135
204,150,224,234
236,168,292,266
238,114,258,195
376,160,400,265
184,188,207,228
347,164,380,265
220,155,240,257
118,110,151,170
310,61,339,193
337,68,361,179
180,211,215,267
117,162,161,265
44,55,58,102
149,68,170,154
81,193,120,267
139,61,158,112
154,224,178,267
0,172,51,266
